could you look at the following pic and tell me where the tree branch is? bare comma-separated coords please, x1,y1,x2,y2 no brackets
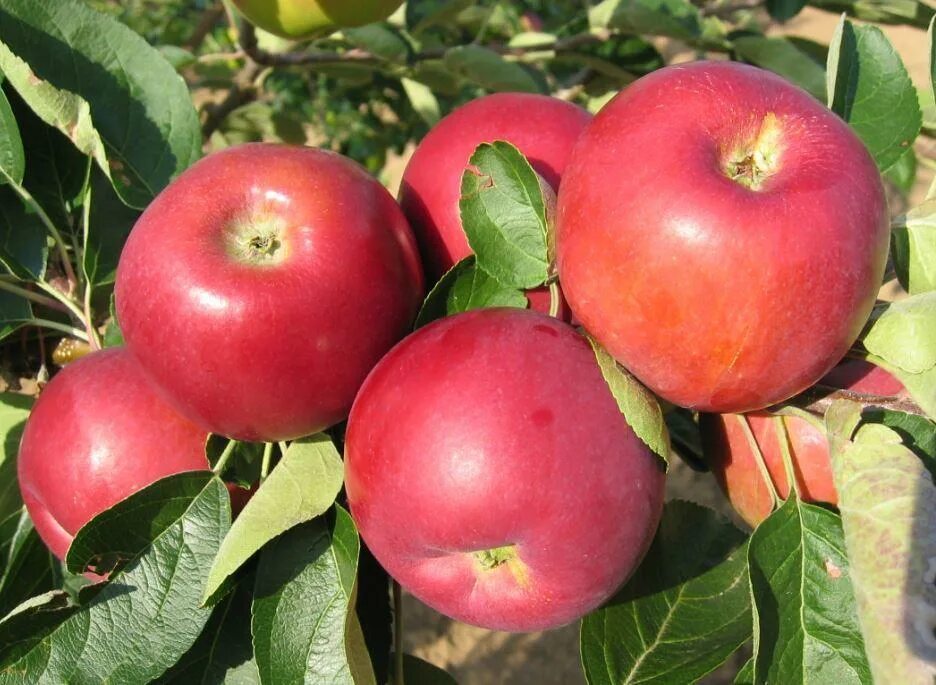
774,384,928,419
201,60,264,137
185,1,226,51
238,22,612,68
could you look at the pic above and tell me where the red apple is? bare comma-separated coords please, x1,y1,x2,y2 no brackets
345,308,665,631
399,92,591,316
115,143,424,442
232,0,405,40
700,360,904,527
17,348,210,561
557,61,889,413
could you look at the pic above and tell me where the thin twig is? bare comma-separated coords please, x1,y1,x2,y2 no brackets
777,385,927,419
213,439,239,476
239,22,611,68
393,581,404,685
201,60,264,137
28,319,90,341
186,1,226,51
0,280,68,312
5,181,79,294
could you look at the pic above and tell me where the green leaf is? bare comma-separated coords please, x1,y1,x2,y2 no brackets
807,0,934,27
863,292,936,373
0,473,229,683
202,434,344,605
891,199,936,295
65,471,218,575
252,506,376,685
580,501,750,685
0,591,78,665
0,86,23,186
0,0,201,208
103,292,124,348
826,401,936,683
83,165,139,290
205,436,264,490
588,336,670,464
0,185,47,281
563,33,664,80
6,86,87,230
861,408,936,478
748,497,871,684
767,0,808,21
883,146,917,195
0,290,30,342
732,34,826,101
0,510,58,619
459,141,551,289
157,45,197,72
0,43,107,178
930,16,935,94
0,393,31,521
356,545,392,685
415,257,528,328
401,77,441,126
826,17,921,172
344,25,410,63
406,0,474,34
392,655,457,684
735,657,755,684
589,0,702,40
155,581,259,684
443,46,545,93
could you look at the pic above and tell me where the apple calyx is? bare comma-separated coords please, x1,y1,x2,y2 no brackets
224,213,288,267
473,544,531,588
723,112,784,191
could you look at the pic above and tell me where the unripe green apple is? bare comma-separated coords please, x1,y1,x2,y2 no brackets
231,0,404,40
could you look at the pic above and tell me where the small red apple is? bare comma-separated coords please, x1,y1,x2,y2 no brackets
17,348,210,561
115,144,424,442
700,359,904,527
345,308,665,632
399,93,591,316
557,61,889,413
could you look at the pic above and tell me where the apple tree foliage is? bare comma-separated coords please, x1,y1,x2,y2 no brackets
0,0,934,683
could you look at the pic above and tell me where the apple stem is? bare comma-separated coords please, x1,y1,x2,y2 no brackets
734,414,781,510
393,580,405,685
548,282,561,318
260,442,274,481
212,439,239,476
772,416,802,500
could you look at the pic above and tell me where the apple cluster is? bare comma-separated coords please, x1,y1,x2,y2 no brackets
17,61,888,632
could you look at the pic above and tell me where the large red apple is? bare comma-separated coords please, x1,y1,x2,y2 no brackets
345,308,665,632
399,93,590,315
700,359,904,527
17,348,209,561
557,61,889,413
115,144,424,442
232,0,404,40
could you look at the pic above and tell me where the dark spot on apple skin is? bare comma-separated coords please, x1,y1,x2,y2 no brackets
534,324,559,338
531,408,554,427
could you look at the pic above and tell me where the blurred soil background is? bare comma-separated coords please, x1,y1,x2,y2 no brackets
392,9,933,684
